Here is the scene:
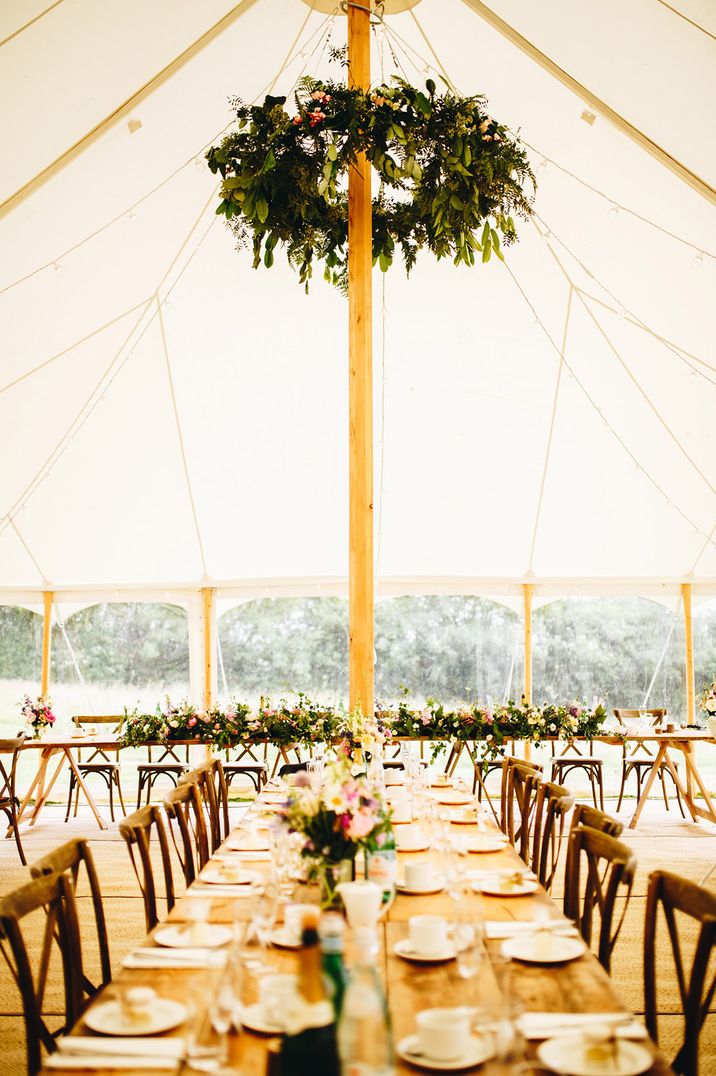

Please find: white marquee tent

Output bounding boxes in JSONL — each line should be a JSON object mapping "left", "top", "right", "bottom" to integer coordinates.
{"left": 1, "top": 0, "right": 715, "bottom": 618}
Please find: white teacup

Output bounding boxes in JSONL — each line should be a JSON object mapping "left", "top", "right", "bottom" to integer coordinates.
{"left": 259, "top": 974, "right": 298, "bottom": 1026}
{"left": 409, "top": 914, "right": 448, "bottom": 955}
{"left": 123, "top": 986, "right": 156, "bottom": 1025}
{"left": 404, "top": 861, "right": 434, "bottom": 890}
{"left": 416, "top": 1008, "right": 470, "bottom": 1061}
{"left": 283, "top": 902, "right": 317, "bottom": 943}
{"left": 337, "top": 881, "right": 382, "bottom": 929}
{"left": 385, "top": 769, "right": 404, "bottom": 786}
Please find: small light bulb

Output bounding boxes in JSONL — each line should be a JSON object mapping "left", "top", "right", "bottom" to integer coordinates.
{"left": 128, "top": 210, "right": 138, "bottom": 223}
{"left": 536, "top": 158, "right": 548, "bottom": 174}
{"left": 193, "top": 156, "right": 205, "bottom": 171}
{"left": 690, "top": 368, "right": 698, "bottom": 380}
{"left": 608, "top": 204, "right": 620, "bottom": 222}
{"left": 52, "top": 261, "right": 65, "bottom": 275}
{"left": 541, "top": 228, "right": 552, "bottom": 242}
{"left": 692, "top": 251, "right": 705, "bottom": 268}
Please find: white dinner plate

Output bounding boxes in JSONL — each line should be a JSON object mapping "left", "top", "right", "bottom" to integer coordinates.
{"left": 270, "top": 927, "right": 302, "bottom": 950}
{"left": 431, "top": 779, "right": 453, "bottom": 789}
{"left": 393, "top": 939, "right": 456, "bottom": 963}
{"left": 396, "top": 875, "right": 445, "bottom": 895}
{"left": 224, "top": 837, "right": 270, "bottom": 853}
{"left": 397, "top": 1032, "right": 495, "bottom": 1071}
{"left": 84, "top": 998, "right": 187, "bottom": 1036}
{"left": 200, "top": 867, "right": 258, "bottom": 885}
{"left": 474, "top": 877, "right": 538, "bottom": 897}
{"left": 434, "top": 793, "right": 472, "bottom": 806}
{"left": 464, "top": 837, "right": 507, "bottom": 853}
{"left": 241, "top": 1003, "right": 283, "bottom": 1035}
{"left": 449, "top": 813, "right": 478, "bottom": 825}
{"left": 396, "top": 840, "right": 430, "bottom": 853}
{"left": 537, "top": 1036, "right": 653, "bottom": 1075}
{"left": 501, "top": 934, "right": 586, "bottom": 964}
{"left": 153, "top": 924, "right": 232, "bottom": 949}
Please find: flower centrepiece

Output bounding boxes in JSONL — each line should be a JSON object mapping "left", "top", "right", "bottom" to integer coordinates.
{"left": 20, "top": 694, "right": 55, "bottom": 739}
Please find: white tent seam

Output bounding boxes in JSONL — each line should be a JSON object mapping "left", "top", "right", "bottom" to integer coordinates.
{"left": 458, "top": 0, "right": 716, "bottom": 206}
{"left": 654, "top": 0, "right": 716, "bottom": 43}
{"left": 0, "top": 0, "right": 262, "bottom": 222}
{"left": 501, "top": 258, "right": 712, "bottom": 546}
{"left": 0, "top": 7, "right": 321, "bottom": 297}
{"left": 527, "top": 285, "right": 572, "bottom": 573}
{"left": 9, "top": 519, "right": 45, "bottom": 580}
{"left": 0, "top": 0, "right": 64, "bottom": 50}
{"left": 538, "top": 229, "right": 716, "bottom": 501}
{"left": 689, "top": 522, "right": 716, "bottom": 576}
{"left": 0, "top": 299, "right": 152, "bottom": 396}
{"left": 535, "top": 212, "right": 716, "bottom": 381}
{"left": 157, "top": 299, "right": 208, "bottom": 576}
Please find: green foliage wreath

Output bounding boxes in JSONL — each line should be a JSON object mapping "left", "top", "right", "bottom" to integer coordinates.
{"left": 207, "top": 76, "right": 534, "bottom": 291}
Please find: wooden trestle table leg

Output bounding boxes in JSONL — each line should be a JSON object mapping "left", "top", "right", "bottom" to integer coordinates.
{"left": 628, "top": 743, "right": 669, "bottom": 829}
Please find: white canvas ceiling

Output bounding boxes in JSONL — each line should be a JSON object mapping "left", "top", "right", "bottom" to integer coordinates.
{"left": 0, "top": 0, "right": 715, "bottom": 599}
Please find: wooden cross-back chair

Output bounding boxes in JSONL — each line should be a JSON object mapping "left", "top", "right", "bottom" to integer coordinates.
{"left": 0, "top": 734, "right": 27, "bottom": 865}
{"left": 500, "top": 757, "right": 543, "bottom": 859}
{"left": 0, "top": 872, "right": 82, "bottom": 1076}
{"left": 163, "top": 781, "right": 210, "bottom": 888}
{"left": 645, "top": 870, "right": 716, "bottom": 1076}
{"left": 613, "top": 708, "right": 685, "bottom": 816}
{"left": 65, "top": 716, "right": 126, "bottom": 823}
{"left": 180, "top": 757, "right": 230, "bottom": 854}
{"left": 29, "top": 838, "right": 110, "bottom": 1001}
{"left": 564, "top": 824, "right": 636, "bottom": 973}
{"left": 529, "top": 779, "right": 574, "bottom": 893}
{"left": 119, "top": 805, "right": 176, "bottom": 932}
{"left": 569, "top": 802, "right": 624, "bottom": 839}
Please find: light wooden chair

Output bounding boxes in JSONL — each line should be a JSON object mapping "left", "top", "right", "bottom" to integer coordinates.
{"left": 550, "top": 738, "right": 604, "bottom": 810}
{"left": 644, "top": 870, "right": 716, "bottom": 1075}
{"left": 180, "top": 757, "right": 230, "bottom": 853}
{"left": 0, "top": 872, "right": 82, "bottom": 1076}
{"left": 613, "top": 708, "right": 685, "bottom": 816}
{"left": 564, "top": 824, "right": 636, "bottom": 973}
{"left": 529, "top": 779, "right": 574, "bottom": 893}
{"left": 163, "top": 781, "right": 210, "bottom": 887}
{"left": 29, "top": 838, "right": 111, "bottom": 1001}
{"left": 65, "top": 715, "right": 126, "bottom": 823}
{"left": 119, "top": 805, "right": 176, "bottom": 932}
{"left": 569, "top": 802, "right": 624, "bottom": 839}
{"left": 0, "top": 734, "right": 27, "bottom": 865}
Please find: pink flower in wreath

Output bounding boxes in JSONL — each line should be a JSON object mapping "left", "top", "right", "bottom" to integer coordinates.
{"left": 292, "top": 115, "right": 302, "bottom": 125}
{"left": 187, "top": 717, "right": 197, "bottom": 728}
{"left": 484, "top": 711, "right": 494, "bottom": 725}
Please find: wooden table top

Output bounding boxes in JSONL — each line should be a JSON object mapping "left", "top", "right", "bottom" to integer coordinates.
{"left": 40, "top": 784, "right": 672, "bottom": 1075}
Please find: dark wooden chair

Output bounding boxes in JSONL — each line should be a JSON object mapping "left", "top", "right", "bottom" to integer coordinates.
{"left": 0, "top": 734, "right": 27, "bottom": 865}
{"left": 223, "top": 741, "right": 268, "bottom": 794}
{"left": 644, "top": 870, "right": 716, "bottom": 1075}
{"left": 180, "top": 757, "right": 230, "bottom": 853}
{"left": 500, "top": 756, "right": 543, "bottom": 856}
{"left": 29, "top": 838, "right": 111, "bottom": 1001}
{"left": 569, "top": 802, "right": 624, "bottom": 839}
{"left": 564, "top": 824, "right": 636, "bottom": 973}
{"left": 136, "top": 741, "right": 190, "bottom": 809}
{"left": 163, "top": 781, "right": 210, "bottom": 887}
{"left": 278, "top": 761, "right": 308, "bottom": 779}
{"left": 65, "top": 715, "right": 126, "bottom": 823}
{"left": 119, "top": 805, "right": 176, "bottom": 932}
{"left": 529, "top": 779, "right": 574, "bottom": 893}
{"left": 0, "top": 872, "right": 83, "bottom": 1076}
{"left": 614, "top": 708, "right": 685, "bottom": 816}
{"left": 550, "top": 738, "right": 604, "bottom": 810}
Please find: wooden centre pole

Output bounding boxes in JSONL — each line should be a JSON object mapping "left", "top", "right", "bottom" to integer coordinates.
{"left": 41, "top": 591, "right": 53, "bottom": 699}
{"left": 201, "top": 587, "right": 215, "bottom": 713}
{"left": 347, "top": 4, "right": 374, "bottom": 716}
{"left": 682, "top": 582, "right": 695, "bottom": 724}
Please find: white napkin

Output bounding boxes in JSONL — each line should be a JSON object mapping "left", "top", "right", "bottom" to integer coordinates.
{"left": 47, "top": 1057, "right": 179, "bottom": 1071}
{"left": 190, "top": 883, "right": 258, "bottom": 896}
{"left": 484, "top": 920, "right": 578, "bottom": 939}
{"left": 468, "top": 868, "right": 536, "bottom": 880}
{"left": 56, "top": 1038, "right": 184, "bottom": 1059}
{"left": 123, "top": 947, "right": 226, "bottom": 969}
{"left": 519, "top": 1012, "right": 647, "bottom": 1041}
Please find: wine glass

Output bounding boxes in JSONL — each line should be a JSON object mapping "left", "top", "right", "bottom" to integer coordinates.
{"left": 245, "top": 882, "right": 279, "bottom": 973}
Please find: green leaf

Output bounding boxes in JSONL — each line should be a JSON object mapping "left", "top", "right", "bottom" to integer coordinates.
{"left": 482, "top": 239, "right": 492, "bottom": 263}
{"left": 426, "top": 78, "right": 436, "bottom": 95}
{"left": 262, "top": 149, "right": 276, "bottom": 172}
{"left": 264, "top": 247, "right": 274, "bottom": 268}
{"left": 379, "top": 251, "right": 392, "bottom": 272}
{"left": 327, "top": 143, "right": 338, "bottom": 161}
{"left": 481, "top": 221, "right": 491, "bottom": 246}
{"left": 450, "top": 195, "right": 464, "bottom": 211}
{"left": 215, "top": 200, "right": 228, "bottom": 216}
{"left": 256, "top": 196, "right": 269, "bottom": 223}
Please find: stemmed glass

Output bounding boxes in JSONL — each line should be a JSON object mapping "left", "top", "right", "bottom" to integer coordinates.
{"left": 244, "top": 882, "right": 279, "bottom": 973}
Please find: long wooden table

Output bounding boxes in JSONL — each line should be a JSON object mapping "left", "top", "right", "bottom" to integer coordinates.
{"left": 39, "top": 781, "right": 671, "bottom": 1075}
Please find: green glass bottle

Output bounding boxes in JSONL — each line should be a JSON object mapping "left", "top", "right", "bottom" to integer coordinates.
{"left": 365, "top": 818, "right": 397, "bottom": 902}
{"left": 319, "top": 912, "right": 348, "bottom": 1019}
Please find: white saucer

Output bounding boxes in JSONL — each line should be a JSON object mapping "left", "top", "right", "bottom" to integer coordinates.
{"left": 474, "top": 877, "right": 538, "bottom": 897}
{"left": 393, "top": 939, "right": 456, "bottom": 963}
{"left": 502, "top": 934, "right": 586, "bottom": 964}
{"left": 397, "top": 1032, "right": 495, "bottom": 1070}
{"left": 450, "top": 813, "right": 478, "bottom": 825}
{"left": 537, "top": 1036, "right": 653, "bottom": 1075}
{"left": 396, "top": 876, "right": 445, "bottom": 895}
{"left": 200, "top": 867, "right": 258, "bottom": 885}
{"left": 464, "top": 837, "right": 507, "bottom": 853}
{"left": 270, "top": 927, "right": 302, "bottom": 949}
{"left": 241, "top": 1002, "right": 283, "bottom": 1035}
{"left": 396, "top": 841, "right": 430, "bottom": 853}
{"left": 84, "top": 998, "right": 187, "bottom": 1036}
{"left": 154, "top": 924, "right": 232, "bottom": 949}
{"left": 224, "top": 837, "right": 270, "bottom": 853}
{"left": 431, "top": 779, "right": 453, "bottom": 789}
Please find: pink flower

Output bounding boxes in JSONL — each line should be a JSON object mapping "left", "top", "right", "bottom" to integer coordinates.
{"left": 484, "top": 711, "right": 494, "bottom": 725}
{"left": 187, "top": 717, "right": 197, "bottom": 728}
{"left": 493, "top": 133, "right": 501, "bottom": 142}
{"left": 349, "top": 809, "right": 376, "bottom": 840}
{"left": 292, "top": 115, "right": 302, "bottom": 125}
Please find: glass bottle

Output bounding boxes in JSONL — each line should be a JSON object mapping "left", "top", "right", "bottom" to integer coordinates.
{"left": 338, "top": 928, "right": 393, "bottom": 1076}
